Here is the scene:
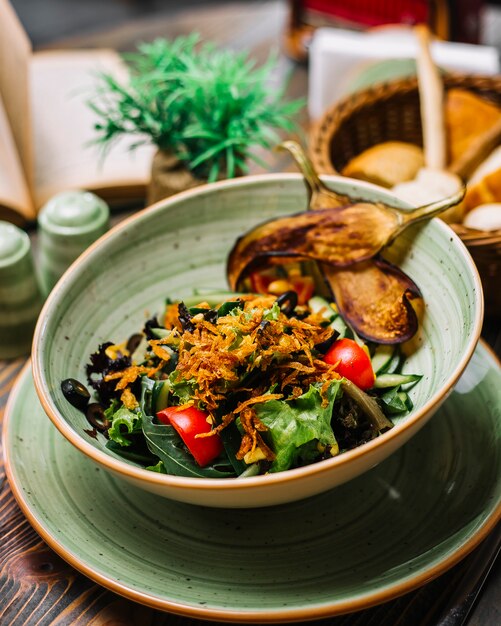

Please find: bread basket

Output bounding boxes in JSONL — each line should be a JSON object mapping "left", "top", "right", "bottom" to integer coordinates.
{"left": 309, "top": 74, "right": 501, "bottom": 316}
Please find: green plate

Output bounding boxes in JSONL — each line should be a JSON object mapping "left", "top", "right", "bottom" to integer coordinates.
{"left": 4, "top": 342, "right": 501, "bottom": 623}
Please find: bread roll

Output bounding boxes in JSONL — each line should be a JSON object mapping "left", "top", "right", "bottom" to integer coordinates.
{"left": 392, "top": 167, "right": 464, "bottom": 223}
{"left": 463, "top": 203, "right": 501, "bottom": 231}
{"left": 446, "top": 89, "right": 501, "bottom": 165}
{"left": 342, "top": 142, "right": 424, "bottom": 188}
{"left": 463, "top": 145, "right": 501, "bottom": 212}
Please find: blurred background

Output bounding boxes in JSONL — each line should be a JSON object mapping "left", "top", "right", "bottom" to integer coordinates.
{"left": 10, "top": 0, "right": 501, "bottom": 49}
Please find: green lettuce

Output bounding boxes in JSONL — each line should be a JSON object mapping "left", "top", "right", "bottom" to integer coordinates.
{"left": 263, "top": 301, "right": 281, "bottom": 321}
{"left": 168, "top": 370, "right": 197, "bottom": 404}
{"left": 107, "top": 405, "right": 142, "bottom": 446}
{"left": 255, "top": 381, "right": 341, "bottom": 472}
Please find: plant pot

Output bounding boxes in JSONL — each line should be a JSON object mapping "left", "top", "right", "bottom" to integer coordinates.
{"left": 147, "top": 149, "right": 204, "bottom": 205}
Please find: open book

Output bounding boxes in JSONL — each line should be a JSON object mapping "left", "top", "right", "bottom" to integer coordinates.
{"left": 0, "top": 0, "right": 154, "bottom": 225}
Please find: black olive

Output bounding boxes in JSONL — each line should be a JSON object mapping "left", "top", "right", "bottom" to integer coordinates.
{"left": 86, "top": 403, "right": 111, "bottom": 433}
{"left": 275, "top": 290, "right": 298, "bottom": 316}
{"left": 126, "top": 333, "right": 143, "bottom": 354}
{"left": 61, "top": 378, "right": 91, "bottom": 411}
{"left": 314, "top": 329, "right": 340, "bottom": 354}
{"left": 257, "top": 320, "right": 270, "bottom": 335}
{"left": 143, "top": 316, "right": 160, "bottom": 340}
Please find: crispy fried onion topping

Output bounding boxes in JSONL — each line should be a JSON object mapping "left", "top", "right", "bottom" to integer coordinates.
{"left": 167, "top": 295, "right": 340, "bottom": 459}
{"left": 104, "top": 295, "right": 340, "bottom": 458}
{"left": 104, "top": 361, "right": 165, "bottom": 409}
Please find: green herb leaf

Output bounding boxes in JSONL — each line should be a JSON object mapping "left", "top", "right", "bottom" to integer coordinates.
{"left": 255, "top": 382, "right": 341, "bottom": 473}
{"left": 88, "top": 36, "right": 304, "bottom": 179}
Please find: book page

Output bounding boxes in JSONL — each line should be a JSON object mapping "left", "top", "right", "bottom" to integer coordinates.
{"left": 30, "top": 50, "right": 154, "bottom": 208}
{"left": 0, "top": 0, "right": 33, "bottom": 190}
{"left": 0, "top": 94, "right": 35, "bottom": 223}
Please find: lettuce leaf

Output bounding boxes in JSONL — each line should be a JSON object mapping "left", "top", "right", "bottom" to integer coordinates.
{"left": 107, "top": 405, "right": 142, "bottom": 446}
{"left": 168, "top": 370, "right": 197, "bottom": 404}
{"left": 255, "top": 381, "right": 341, "bottom": 472}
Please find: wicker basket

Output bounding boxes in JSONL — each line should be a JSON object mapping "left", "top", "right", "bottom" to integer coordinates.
{"left": 309, "top": 74, "right": 501, "bottom": 317}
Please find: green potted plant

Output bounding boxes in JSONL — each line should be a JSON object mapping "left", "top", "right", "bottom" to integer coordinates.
{"left": 89, "top": 35, "right": 304, "bottom": 203}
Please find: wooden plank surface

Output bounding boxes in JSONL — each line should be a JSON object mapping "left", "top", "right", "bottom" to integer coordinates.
{"left": 1, "top": 2, "right": 500, "bottom": 624}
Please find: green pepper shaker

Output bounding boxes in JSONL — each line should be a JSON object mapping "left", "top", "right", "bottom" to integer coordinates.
{"left": 0, "top": 221, "right": 44, "bottom": 359}
{"left": 38, "top": 190, "right": 110, "bottom": 295}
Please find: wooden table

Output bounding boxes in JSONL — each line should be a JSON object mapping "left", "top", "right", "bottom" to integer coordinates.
{"left": 1, "top": 2, "right": 500, "bottom": 624}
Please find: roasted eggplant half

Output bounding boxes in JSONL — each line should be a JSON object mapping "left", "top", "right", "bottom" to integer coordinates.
{"left": 227, "top": 142, "right": 463, "bottom": 344}
{"left": 321, "top": 258, "right": 422, "bottom": 344}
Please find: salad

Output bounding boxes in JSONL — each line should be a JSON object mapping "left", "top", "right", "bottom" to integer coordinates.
{"left": 62, "top": 275, "right": 421, "bottom": 479}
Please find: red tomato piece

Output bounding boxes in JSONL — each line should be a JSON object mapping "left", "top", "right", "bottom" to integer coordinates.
{"left": 157, "top": 406, "right": 223, "bottom": 467}
{"left": 324, "top": 338, "right": 375, "bottom": 390}
{"left": 249, "top": 269, "right": 275, "bottom": 294}
{"left": 249, "top": 270, "right": 315, "bottom": 305}
{"left": 290, "top": 275, "right": 315, "bottom": 305}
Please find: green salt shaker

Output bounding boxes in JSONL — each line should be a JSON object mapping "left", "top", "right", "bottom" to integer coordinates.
{"left": 0, "top": 221, "right": 44, "bottom": 359}
{"left": 38, "top": 190, "right": 110, "bottom": 295}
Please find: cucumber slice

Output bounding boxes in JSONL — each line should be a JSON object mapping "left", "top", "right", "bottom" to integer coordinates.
{"left": 188, "top": 306, "right": 211, "bottom": 315}
{"left": 371, "top": 344, "right": 396, "bottom": 375}
{"left": 374, "top": 373, "right": 422, "bottom": 389}
{"left": 308, "top": 296, "right": 336, "bottom": 321}
{"left": 149, "top": 327, "right": 171, "bottom": 339}
{"left": 386, "top": 351, "right": 404, "bottom": 374}
{"left": 152, "top": 380, "right": 171, "bottom": 412}
{"left": 239, "top": 463, "right": 261, "bottom": 478}
{"left": 329, "top": 315, "right": 349, "bottom": 338}
{"left": 351, "top": 331, "right": 366, "bottom": 347}
{"left": 183, "top": 292, "right": 242, "bottom": 308}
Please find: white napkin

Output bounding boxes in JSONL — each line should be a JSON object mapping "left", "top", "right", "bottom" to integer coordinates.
{"left": 309, "top": 27, "right": 500, "bottom": 120}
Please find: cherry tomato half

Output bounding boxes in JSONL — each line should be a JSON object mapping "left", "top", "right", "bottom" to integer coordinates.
{"left": 324, "top": 338, "right": 375, "bottom": 390}
{"left": 157, "top": 406, "right": 223, "bottom": 467}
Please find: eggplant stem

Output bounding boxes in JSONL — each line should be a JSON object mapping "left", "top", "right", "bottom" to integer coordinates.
{"left": 278, "top": 141, "right": 465, "bottom": 231}
{"left": 396, "top": 187, "right": 466, "bottom": 228}
{"left": 277, "top": 141, "right": 349, "bottom": 209}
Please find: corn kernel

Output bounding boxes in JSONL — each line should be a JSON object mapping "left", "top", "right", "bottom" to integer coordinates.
{"left": 244, "top": 447, "right": 267, "bottom": 464}
{"left": 267, "top": 279, "right": 293, "bottom": 294}
{"left": 105, "top": 341, "right": 130, "bottom": 360}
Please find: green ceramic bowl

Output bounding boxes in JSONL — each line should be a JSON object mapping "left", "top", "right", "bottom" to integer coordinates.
{"left": 32, "top": 174, "right": 483, "bottom": 508}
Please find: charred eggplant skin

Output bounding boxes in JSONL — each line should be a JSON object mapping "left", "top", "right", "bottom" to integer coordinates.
{"left": 320, "top": 258, "right": 422, "bottom": 344}
{"left": 227, "top": 141, "right": 465, "bottom": 345}
{"left": 227, "top": 205, "right": 400, "bottom": 291}
{"left": 227, "top": 208, "right": 423, "bottom": 344}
